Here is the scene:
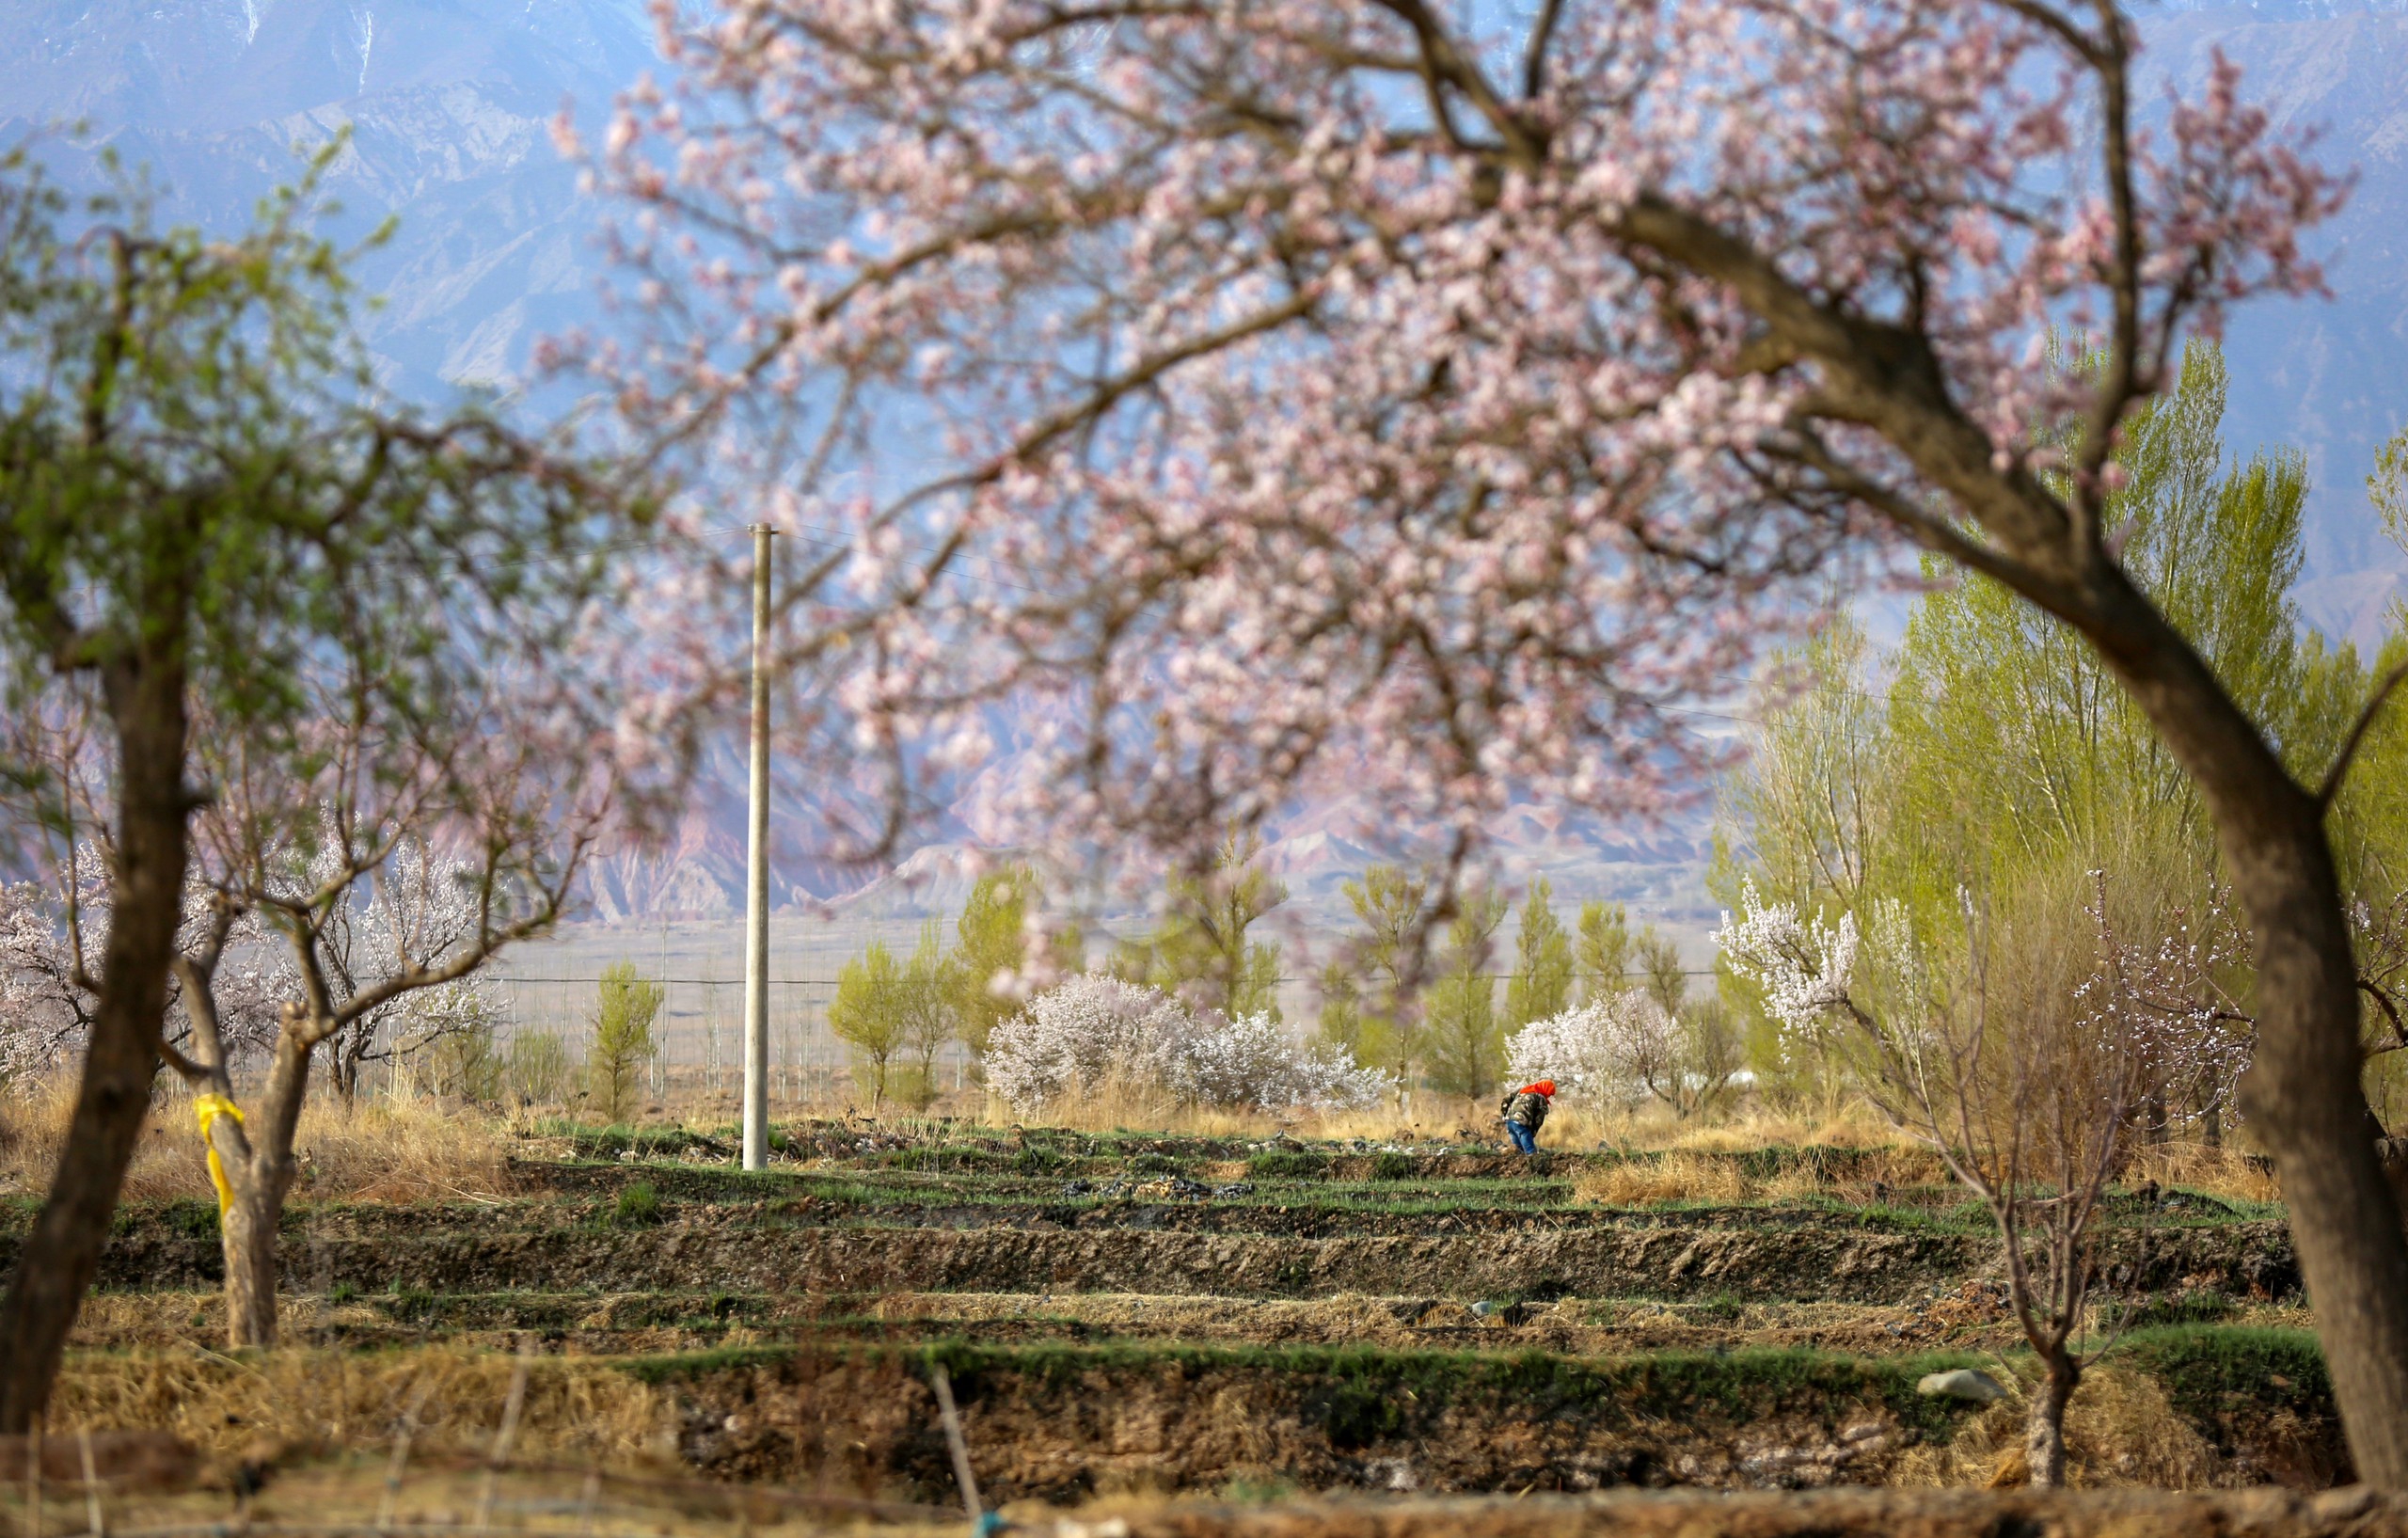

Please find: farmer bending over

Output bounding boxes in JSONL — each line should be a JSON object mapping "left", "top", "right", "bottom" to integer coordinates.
{"left": 1499, "top": 1080, "right": 1555, "bottom": 1155}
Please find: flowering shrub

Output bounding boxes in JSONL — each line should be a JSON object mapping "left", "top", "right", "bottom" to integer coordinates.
{"left": 1505, "top": 991, "right": 1699, "bottom": 1109}
{"left": 983, "top": 974, "right": 1199, "bottom": 1110}
{"left": 1712, "top": 880, "right": 1863, "bottom": 1046}
{"left": 987, "top": 978, "right": 1388, "bottom": 1113}
{"left": 1177, "top": 1011, "right": 1390, "bottom": 1113}
{"left": 0, "top": 857, "right": 290, "bottom": 1086}
{"left": 1502, "top": 1001, "right": 1621, "bottom": 1101}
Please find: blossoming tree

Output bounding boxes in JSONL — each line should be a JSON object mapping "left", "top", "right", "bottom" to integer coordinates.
{"left": 168, "top": 808, "right": 587, "bottom": 1347}
{"left": 584, "top": 0, "right": 2408, "bottom": 1476}
{"left": 986, "top": 974, "right": 1385, "bottom": 1113}
{"left": 0, "top": 144, "right": 653, "bottom": 1426}
{"left": 1720, "top": 872, "right": 2173, "bottom": 1484}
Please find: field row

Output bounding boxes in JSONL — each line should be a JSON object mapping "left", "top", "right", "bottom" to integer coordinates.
{"left": 39, "top": 1331, "right": 2345, "bottom": 1498}
{"left": 24, "top": 1203, "right": 2298, "bottom": 1304}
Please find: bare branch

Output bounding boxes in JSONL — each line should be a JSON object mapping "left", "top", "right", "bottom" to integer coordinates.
{"left": 1521, "top": 0, "right": 1569, "bottom": 99}
{"left": 2319, "top": 656, "right": 2408, "bottom": 807}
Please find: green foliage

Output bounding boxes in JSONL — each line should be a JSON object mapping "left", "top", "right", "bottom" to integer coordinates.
{"left": 1637, "top": 928, "right": 1687, "bottom": 1016}
{"left": 898, "top": 921, "right": 959, "bottom": 1106}
{"left": 1011, "top": 1143, "right": 1069, "bottom": 1176}
{"left": 613, "top": 1181, "right": 663, "bottom": 1228}
{"left": 1574, "top": 900, "right": 1635, "bottom": 1003}
{"left": 416, "top": 1003, "right": 505, "bottom": 1103}
{"left": 951, "top": 865, "right": 1034, "bottom": 1058}
{"left": 2373, "top": 422, "right": 2408, "bottom": 547}
{"left": 1112, "top": 827, "right": 1288, "bottom": 1020}
{"left": 1314, "top": 961, "right": 1362, "bottom": 1056}
{"left": 0, "top": 138, "right": 644, "bottom": 928}
{"left": 832, "top": 927, "right": 958, "bottom": 1106}
{"left": 1323, "top": 865, "right": 1427, "bottom": 1075}
{"left": 831, "top": 941, "right": 910, "bottom": 1104}
{"left": 161, "top": 1198, "right": 218, "bottom": 1241}
{"left": 1246, "top": 1148, "right": 1331, "bottom": 1180}
{"left": 1423, "top": 891, "right": 1508, "bottom": 1096}
{"left": 505, "top": 1029, "right": 577, "bottom": 1105}
{"left": 1716, "top": 340, "right": 2403, "bottom": 1119}
{"left": 588, "top": 961, "right": 664, "bottom": 1124}
{"left": 1877, "top": 343, "right": 2332, "bottom": 899}
{"left": 1503, "top": 880, "right": 1574, "bottom": 1027}
{"left": 2107, "top": 1289, "right": 2240, "bottom": 1330}
{"left": 2123, "top": 1325, "right": 2334, "bottom": 1427}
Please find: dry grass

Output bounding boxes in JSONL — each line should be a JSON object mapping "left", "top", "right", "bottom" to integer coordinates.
{"left": 49, "top": 1347, "right": 670, "bottom": 1467}
{"left": 1576, "top": 1152, "right": 1750, "bottom": 1206}
{"left": 1893, "top": 1364, "right": 2227, "bottom": 1490}
{"left": 3, "top": 1462, "right": 906, "bottom": 1538}
{"left": 1, "top": 1081, "right": 522, "bottom": 1206}
{"left": 2128, "top": 1141, "right": 2282, "bottom": 1206}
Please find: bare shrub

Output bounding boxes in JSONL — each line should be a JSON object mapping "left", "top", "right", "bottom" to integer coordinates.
{"left": 1721, "top": 863, "right": 2163, "bottom": 1486}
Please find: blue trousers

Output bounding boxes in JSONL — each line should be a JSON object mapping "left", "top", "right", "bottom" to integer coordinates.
{"left": 1507, "top": 1120, "right": 1538, "bottom": 1154}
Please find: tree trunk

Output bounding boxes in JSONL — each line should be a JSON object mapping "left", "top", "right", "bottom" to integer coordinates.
{"left": 2025, "top": 1352, "right": 2079, "bottom": 1489}
{"left": 333, "top": 1038, "right": 359, "bottom": 1108}
{"left": 2216, "top": 788, "right": 2408, "bottom": 1486}
{"left": 0, "top": 657, "right": 191, "bottom": 1433}
{"left": 212, "top": 1024, "right": 319, "bottom": 1350}
{"left": 1630, "top": 165, "right": 2408, "bottom": 1484}
{"left": 2042, "top": 563, "right": 2408, "bottom": 1485}
{"left": 220, "top": 1190, "right": 280, "bottom": 1349}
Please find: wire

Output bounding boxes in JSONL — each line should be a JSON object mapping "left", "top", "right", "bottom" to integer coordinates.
{"left": 499, "top": 966, "right": 1726, "bottom": 986}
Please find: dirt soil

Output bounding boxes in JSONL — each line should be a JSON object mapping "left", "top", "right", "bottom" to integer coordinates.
{"left": 649, "top": 1342, "right": 2345, "bottom": 1502}
{"left": 39, "top": 1209, "right": 2301, "bottom": 1305}
{"left": 28, "top": 1127, "right": 2326, "bottom": 1508}
{"left": 1059, "top": 1486, "right": 2408, "bottom": 1538}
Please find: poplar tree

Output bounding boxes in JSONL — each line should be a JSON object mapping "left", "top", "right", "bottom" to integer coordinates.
{"left": 1574, "top": 901, "right": 1636, "bottom": 1004}
{"left": 831, "top": 941, "right": 911, "bottom": 1104}
{"left": 1503, "top": 880, "right": 1574, "bottom": 1028}
{"left": 1323, "top": 865, "right": 1426, "bottom": 1077}
{"left": 1423, "top": 893, "right": 1509, "bottom": 1097}
{"left": 588, "top": 963, "right": 664, "bottom": 1125}
{"left": 950, "top": 867, "right": 1031, "bottom": 1059}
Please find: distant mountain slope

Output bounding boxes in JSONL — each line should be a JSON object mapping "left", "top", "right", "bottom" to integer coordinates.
{"left": 2141, "top": 0, "right": 2408, "bottom": 640}
{"left": 3, "top": 0, "right": 2402, "bottom": 916}
{"left": 0, "top": 0, "right": 654, "bottom": 400}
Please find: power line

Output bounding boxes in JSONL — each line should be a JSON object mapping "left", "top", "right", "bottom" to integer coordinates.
{"left": 499, "top": 966, "right": 1726, "bottom": 987}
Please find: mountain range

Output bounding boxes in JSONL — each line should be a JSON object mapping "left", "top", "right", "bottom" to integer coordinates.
{"left": 6, "top": 0, "right": 2403, "bottom": 928}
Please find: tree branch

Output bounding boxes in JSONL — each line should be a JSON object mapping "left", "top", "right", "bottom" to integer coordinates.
{"left": 1521, "top": 0, "right": 1569, "bottom": 99}
{"left": 2319, "top": 656, "right": 2408, "bottom": 808}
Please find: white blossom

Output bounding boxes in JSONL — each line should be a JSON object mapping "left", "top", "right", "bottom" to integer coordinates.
{"left": 1504, "top": 990, "right": 1690, "bottom": 1106}
{"left": 1712, "top": 878, "right": 1861, "bottom": 1039}
{"left": 984, "top": 973, "right": 1197, "bottom": 1109}
{"left": 987, "top": 976, "right": 1389, "bottom": 1113}
{"left": 1174, "top": 1010, "right": 1390, "bottom": 1112}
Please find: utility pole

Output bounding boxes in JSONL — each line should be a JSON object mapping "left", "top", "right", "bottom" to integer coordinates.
{"left": 742, "top": 524, "right": 773, "bottom": 1170}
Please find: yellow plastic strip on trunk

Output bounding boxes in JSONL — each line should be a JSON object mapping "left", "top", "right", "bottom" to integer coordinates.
{"left": 192, "top": 1092, "right": 246, "bottom": 1215}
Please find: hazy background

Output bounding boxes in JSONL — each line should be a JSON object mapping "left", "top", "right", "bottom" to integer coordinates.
{"left": 8, "top": 0, "right": 2402, "bottom": 1066}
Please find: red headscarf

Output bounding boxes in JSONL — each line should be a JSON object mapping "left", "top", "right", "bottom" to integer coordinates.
{"left": 1519, "top": 1081, "right": 1556, "bottom": 1097}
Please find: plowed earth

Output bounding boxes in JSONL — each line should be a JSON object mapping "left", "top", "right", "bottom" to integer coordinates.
{"left": 18, "top": 1127, "right": 2341, "bottom": 1501}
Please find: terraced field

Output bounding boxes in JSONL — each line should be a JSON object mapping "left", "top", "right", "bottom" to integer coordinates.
{"left": 5, "top": 1121, "right": 2352, "bottom": 1504}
